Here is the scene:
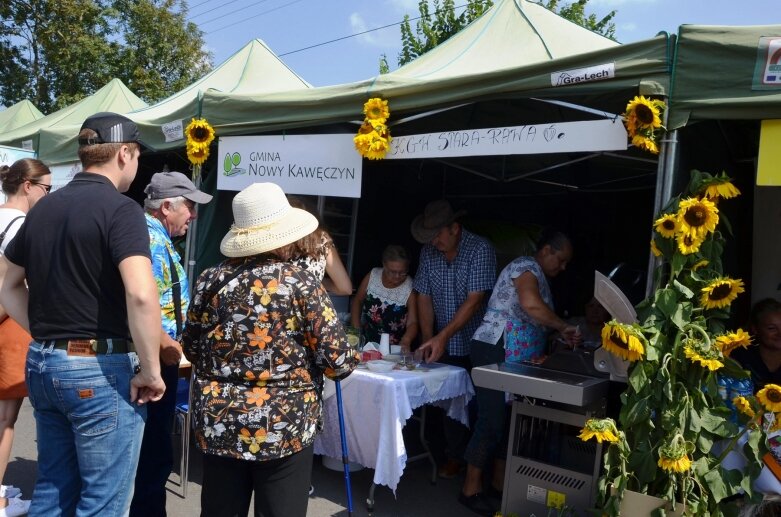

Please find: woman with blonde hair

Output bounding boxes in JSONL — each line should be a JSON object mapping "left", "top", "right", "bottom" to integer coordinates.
{"left": 182, "top": 183, "right": 358, "bottom": 517}
{"left": 0, "top": 158, "right": 51, "bottom": 517}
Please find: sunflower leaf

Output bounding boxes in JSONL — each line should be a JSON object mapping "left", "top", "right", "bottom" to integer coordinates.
{"left": 673, "top": 279, "right": 694, "bottom": 299}
{"left": 655, "top": 288, "right": 679, "bottom": 319}
{"left": 671, "top": 252, "right": 686, "bottom": 278}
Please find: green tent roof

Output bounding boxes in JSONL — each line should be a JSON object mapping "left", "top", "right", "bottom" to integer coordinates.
{"left": 36, "top": 39, "right": 311, "bottom": 163}
{"left": 668, "top": 24, "right": 781, "bottom": 130}
{"left": 389, "top": 0, "right": 619, "bottom": 81}
{"left": 198, "top": 34, "right": 669, "bottom": 137}
{"left": 0, "top": 78, "right": 147, "bottom": 156}
{"left": 0, "top": 100, "right": 44, "bottom": 135}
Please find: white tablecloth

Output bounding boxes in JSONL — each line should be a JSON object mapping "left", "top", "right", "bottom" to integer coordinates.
{"left": 314, "top": 363, "right": 474, "bottom": 492}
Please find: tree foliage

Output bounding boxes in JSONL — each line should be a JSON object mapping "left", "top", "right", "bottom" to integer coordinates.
{"left": 391, "top": 0, "right": 616, "bottom": 69}
{"left": 0, "top": 0, "right": 212, "bottom": 113}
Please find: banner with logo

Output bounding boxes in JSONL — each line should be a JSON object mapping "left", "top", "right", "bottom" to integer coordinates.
{"left": 0, "top": 145, "right": 35, "bottom": 167}
{"left": 217, "top": 135, "right": 362, "bottom": 198}
{"left": 753, "top": 36, "right": 781, "bottom": 90}
{"left": 551, "top": 63, "right": 615, "bottom": 87}
{"left": 385, "top": 119, "right": 627, "bottom": 160}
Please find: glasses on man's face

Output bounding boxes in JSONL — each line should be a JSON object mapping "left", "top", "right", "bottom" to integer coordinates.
{"left": 29, "top": 181, "right": 52, "bottom": 194}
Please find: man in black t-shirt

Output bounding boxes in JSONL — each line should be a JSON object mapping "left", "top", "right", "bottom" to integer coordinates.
{"left": 0, "top": 112, "right": 165, "bottom": 517}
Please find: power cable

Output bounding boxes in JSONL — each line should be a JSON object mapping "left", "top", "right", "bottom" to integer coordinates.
{"left": 205, "top": 0, "right": 307, "bottom": 34}
{"left": 277, "top": 2, "right": 472, "bottom": 56}
{"left": 190, "top": 0, "right": 265, "bottom": 21}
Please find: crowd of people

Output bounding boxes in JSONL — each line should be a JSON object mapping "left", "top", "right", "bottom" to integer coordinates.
{"left": 0, "top": 110, "right": 777, "bottom": 517}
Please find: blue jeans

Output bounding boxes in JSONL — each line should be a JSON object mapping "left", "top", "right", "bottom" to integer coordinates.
{"left": 25, "top": 340, "right": 147, "bottom": 517}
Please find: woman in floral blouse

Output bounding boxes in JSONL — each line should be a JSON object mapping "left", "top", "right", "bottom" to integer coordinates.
{"left": 182, "top": 183, "right": 358, "bottom": 517}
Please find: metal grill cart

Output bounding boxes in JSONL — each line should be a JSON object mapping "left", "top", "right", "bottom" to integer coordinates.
{"left": 472, "top": 361, "right": 610, "bottom": 516}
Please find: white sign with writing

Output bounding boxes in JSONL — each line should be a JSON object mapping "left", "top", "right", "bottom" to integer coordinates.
{"left": 386, "top": 119, "right": 627, "bottom": 160}
{"left": 49, "top": 161, "right": 82, "bottom": 191}
{"left": 0, "top": 145, "right": 36, "bottom": 167}
{"left": 217, "top": 135, "right": 362, "bottom": 197}
{"left": 551, "top": 62, "right": 615, "bottom": 87}
{"left": 162, "top": 120, "right": 184, "bottom": 142}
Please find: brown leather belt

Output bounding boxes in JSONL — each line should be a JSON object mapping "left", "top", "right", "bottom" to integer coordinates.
{"left": 50, "top": 339, "right": 135, "bottom": 356}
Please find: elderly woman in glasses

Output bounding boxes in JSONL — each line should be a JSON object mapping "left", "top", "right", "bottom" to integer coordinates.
{"left": 350, "top": 245, "right": 418, "bottom": 352}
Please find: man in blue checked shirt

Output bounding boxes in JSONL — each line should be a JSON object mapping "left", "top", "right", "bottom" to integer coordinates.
{"left": 410, "top": 200, "right": 496, "bottom": 480}
{"left": 130, "top": 171, "right": 212, "bottom": 517}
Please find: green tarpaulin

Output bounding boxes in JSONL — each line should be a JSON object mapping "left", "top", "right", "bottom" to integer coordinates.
{"left": 0, "top": 78, "right": 147, "bottom": 157}
{"left": 668, "top": 24, "right": 781, "bottom": 130}
{"left": 0, "top": 100, "right": 44, "bottom": 135}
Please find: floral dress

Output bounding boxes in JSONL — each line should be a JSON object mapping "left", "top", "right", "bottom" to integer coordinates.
{"left": 359, "top": 267, "right": 413, "bottom": 345}
{"left": 181, "top": 256, "right": 359, "bottom": 462}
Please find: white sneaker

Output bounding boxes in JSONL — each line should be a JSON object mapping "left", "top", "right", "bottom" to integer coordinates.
{"left": 0, "top": 497, "right": 30, "bottom": 517}
{"left": 0, "top": 486, "right": 20, "bottom": 499}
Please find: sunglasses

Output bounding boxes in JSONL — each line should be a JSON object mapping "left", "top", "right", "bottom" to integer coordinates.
{"left": 29, "top": 181, "right": 52, "bottom": 194}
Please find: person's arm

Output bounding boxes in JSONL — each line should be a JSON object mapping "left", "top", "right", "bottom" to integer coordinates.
{"left": 160, "top": 329, "right": 183, "bottom": 366}
{"left": 514, "top": 271, "right": 578, "bottom": 344}
{"left": 417, "top": 292, "right": 434, "bottom": 343}
{"left": 349, "top": 273, "right": 370, "bottom": 329}
{"left": 322, "top": 243, "right": 352, "bottom": 296}
{"left": 418, "top": 290, "right": 487, "bottom": 363}
{"left": 0, "top": 257, "right": 29, "bottom": 332}
{"left": 118, "top": 256, "right": 165, "bottom": 404}
{"left": 399, "top": 291, "right": 418, "bottom": 353}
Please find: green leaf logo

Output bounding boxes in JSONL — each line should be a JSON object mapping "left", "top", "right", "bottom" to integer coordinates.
{"left": 223, "top": 153, "right": 232, "bottom": 173}
{"left": 232, "top": 153, "right": 241, "bottom": 166}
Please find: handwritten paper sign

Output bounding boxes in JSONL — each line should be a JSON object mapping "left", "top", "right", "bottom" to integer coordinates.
{"left": 385, "top": 119, "right": 627, "bottom": 160}
{"left": 217, "top": 135, "right": 363, "bottom": 197}
{"left": 0, "top": 145, "right": 35, "bottom": 167}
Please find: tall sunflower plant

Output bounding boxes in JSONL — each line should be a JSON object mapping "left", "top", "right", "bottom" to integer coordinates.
{"left": 582, "top": 170, "right": 775, "bottom": 516}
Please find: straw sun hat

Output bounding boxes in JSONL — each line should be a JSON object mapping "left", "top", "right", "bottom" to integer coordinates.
{"left": 220, "top": 183, "right": 318, "bottom": 258}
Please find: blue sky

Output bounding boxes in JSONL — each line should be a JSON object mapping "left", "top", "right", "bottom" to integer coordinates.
{"left": 194, "top": 0, "right": 774, "bottom": 87}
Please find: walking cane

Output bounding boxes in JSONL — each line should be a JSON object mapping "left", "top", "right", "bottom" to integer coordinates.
{"left": 334, "top": 379, "right": 354, "bottom": 516}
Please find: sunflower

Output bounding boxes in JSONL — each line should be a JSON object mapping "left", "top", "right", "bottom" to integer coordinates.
{"left": 733, "top": 396, "right": 756, "bottom": 418}
{"left": 677, "top": 197, "right": 719, "bottom": 238}
{"left": 757, "top": 384, "right": 781, "bottom": 412}
{"left": 683, "top": 340, "right": 723, "bottom": 371}
{"left": 364, "top": 136, "right": 390, "bottom": 160}
{"left": 700, "top": 178, "right": 741, "bottom": 201}
{"left": 631, "top": 134, "right": 659, "bottom": 154}
{"left": 578, "top": 418, "right": 619, "bottom": 444}
{"left": 658, "top": 452, "right": 692, "bottom": 473}
{"left": 601, "top": 321, "right": 645, "bottom": 362}
{"left": 700, "top": 277, "right": 745, "bottom": 309}
{"left": 625, "top": 96, "right": 663, "bottom": 130}
{"left": 186, "top": 142, "right": 209, "bottom": 166}
{"left": 363, "top": 98, "right": 390, "bottom": 123}
{"left": 185, "top": 117, "right": 215, "bottom": 147}
{"left": 677, "top": 232, "right": 705, "bottom": 255}
{"left": 654, "top": 214, "right": 678, "bottom": 238}
{"left": 692, "top": 259, "right": 709, "bottom": 271}
{"left": 650, "top": 238, "right": 662, "bottom": 258}
{"left": 658, "top": 434, "right": 692, "bottom": 473}
{"left": 715, "top": 329, "right": 752, "bottom": 357}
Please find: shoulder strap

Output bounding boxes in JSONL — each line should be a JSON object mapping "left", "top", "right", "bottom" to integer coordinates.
{"left": 0, "top": 216, "right": 25, "bottom": 249}
{"left": 165, "top": 246, "right": 183, "bottom": 336}
{"left": 205, "top": 260, "right": 257, "bottom": 304}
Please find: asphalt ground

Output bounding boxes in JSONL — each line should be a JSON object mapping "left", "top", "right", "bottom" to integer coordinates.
{"left": 7, "top": 399, "right": 481, "bottom": 517}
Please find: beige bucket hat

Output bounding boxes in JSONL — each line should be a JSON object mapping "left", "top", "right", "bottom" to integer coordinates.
{"left": 220, "top": 182, "right": 318, "bottom": 258}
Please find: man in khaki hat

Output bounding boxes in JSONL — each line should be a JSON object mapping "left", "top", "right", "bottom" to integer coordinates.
{"left": 0, "top": 112, "right": 164, "bottom": 516}
{"left": 410, "top": 199, "right": 496, "bottom": 481}
{"left": 130, "top": 171, "right": 212, "bottom": 517}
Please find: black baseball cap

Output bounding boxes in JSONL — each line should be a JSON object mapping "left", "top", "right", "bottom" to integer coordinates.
{"left": 78, "top": 112, "right": 146, "bottom": 148}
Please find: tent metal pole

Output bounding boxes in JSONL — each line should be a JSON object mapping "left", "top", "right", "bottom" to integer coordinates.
{"left": 645, "top": 129, "right": 679, "bottom": 298}
{"left": 183, "top": 174, "right": 202, "bottom": 288}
